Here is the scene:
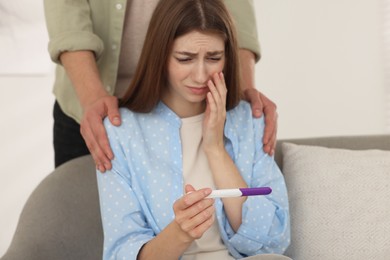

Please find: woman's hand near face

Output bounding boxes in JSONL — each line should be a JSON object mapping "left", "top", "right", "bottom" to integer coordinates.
{"left": 201, "top": 72, "right": 248, "bottom": 232}
{"left": 202, "top": 72, "right": 227, "bottom": 153}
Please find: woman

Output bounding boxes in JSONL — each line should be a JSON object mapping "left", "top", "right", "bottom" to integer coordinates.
{"left": 97, "top": 0, "right": 290, "bottom": 259}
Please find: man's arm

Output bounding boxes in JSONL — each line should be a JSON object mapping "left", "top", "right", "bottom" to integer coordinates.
{"left": 59, "top": 51, "right": 120, "bottom": 172}
{"left": 239, "top": 49, "right": 277, "bottom": 155}
{"left": 224, "top": 0, "right": 278, "bottom": 155}
{"left": 44, "top": 0, "right": 119, "bottom": 170}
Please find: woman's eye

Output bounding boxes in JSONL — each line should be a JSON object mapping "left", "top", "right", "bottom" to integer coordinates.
{"left": 176, "top": 58, "right": 192, "bottom": 62}
{"left": 175, "top": 56, "right": 222, "bottom": 62}
{"left": 208, "top": 57, "right": 222, "bottom": 61}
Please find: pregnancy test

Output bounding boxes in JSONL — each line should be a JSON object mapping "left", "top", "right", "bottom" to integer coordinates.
{"left": 207, "top": 187, "right": 272, "bottom": 198}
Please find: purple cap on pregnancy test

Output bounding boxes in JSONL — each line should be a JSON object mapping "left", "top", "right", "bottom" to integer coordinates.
{"left": 239, "top": 187, "right": 272, "bottom": 196}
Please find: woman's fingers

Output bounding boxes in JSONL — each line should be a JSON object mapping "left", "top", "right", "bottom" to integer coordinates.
{"left": 208, "top": 73, "right": 226, "bottom": 109}
{"left": 175, "top": 188, "right": 212, "bottom": 212}
{"left": 173, "top": 187, "right": 215, "bottom": 239}
{"left": 213, "top": 72, "right": 227, "bottom": 104}
{"left": 206, "top": 72, "right": 227, "bottom": 122}
{"left": 180, "top": 203, "right": 215, "bottom": 234}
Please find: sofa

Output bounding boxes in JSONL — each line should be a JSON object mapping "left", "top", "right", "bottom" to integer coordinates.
{"left": 2, "top": 135, "right": 390, "bottom": 260}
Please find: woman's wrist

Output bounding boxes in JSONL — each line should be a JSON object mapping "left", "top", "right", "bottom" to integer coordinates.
{"left": 203, "top": 143, "right": 226, "bottom": 159}
{"left": 168, "top": 221, "right": 194, "bottom": 244}
{"left": 138, "top": 221, "right": 193, "bottom": 260}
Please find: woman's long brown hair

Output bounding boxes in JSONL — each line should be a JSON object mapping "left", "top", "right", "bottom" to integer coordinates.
{"left": 120, "top": 0, "right": 242, "bottom": 112}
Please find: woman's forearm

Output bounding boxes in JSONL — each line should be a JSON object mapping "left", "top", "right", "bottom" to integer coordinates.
{"left": 205, "top": 148, "right": 247, "bottom": 232}
{"left": 137, "top": 221, "right": 192, "bottom": 260}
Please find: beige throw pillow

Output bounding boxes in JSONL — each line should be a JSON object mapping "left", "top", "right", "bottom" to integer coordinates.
{"left": 282, "top": 143, "right": 390, "bottom": 260}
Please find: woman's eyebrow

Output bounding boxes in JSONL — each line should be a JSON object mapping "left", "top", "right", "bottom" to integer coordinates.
{"left": 174, "top": 51, "right": 224, "bottom": 56}
{"left": 207, "top": 51, "right": 224, "bottom": 56}
{"left": 174, "top": 51, "right": 197, "bottom": 57}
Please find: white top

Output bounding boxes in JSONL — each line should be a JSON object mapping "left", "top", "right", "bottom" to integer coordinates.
{"left": 180, "top": 113, "right": 234, "bottom": 259}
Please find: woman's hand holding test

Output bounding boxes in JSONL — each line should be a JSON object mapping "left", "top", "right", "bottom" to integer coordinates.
{"left": 137, "top": 185, "right": 215, "bottom": 259}
{"left": 173, "top": 184, "right": 215, "bottom": 241}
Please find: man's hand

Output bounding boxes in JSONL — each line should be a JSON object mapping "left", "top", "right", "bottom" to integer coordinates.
{"left": 238, "top": 49, "right": 278, "bottom": 156}
{"left": 80, "top": 95, "right": 121, "bottom": 172}
{"left": 60, "top": 51, "right": 122, "bottom": 170}
{"left": 244, "top": 88, "right": 278, "bottom": 156}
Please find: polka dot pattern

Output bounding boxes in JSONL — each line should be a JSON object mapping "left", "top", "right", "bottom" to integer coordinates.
{"left": 96, "top": 101, "right": 290, "bottom": 259}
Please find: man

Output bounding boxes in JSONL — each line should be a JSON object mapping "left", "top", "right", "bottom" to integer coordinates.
{"left": 44, "top": 0, "right": 278, "bottom": 171}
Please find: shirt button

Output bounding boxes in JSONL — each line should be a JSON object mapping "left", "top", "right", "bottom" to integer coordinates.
{"left": 112, "top": 44, "right": 117, "bottom": 50}
{"left": 116, "top": 3, "right": 123, "bottom": 10}
{"left": 106, "top": 85, "right": 112, "bottom": 92}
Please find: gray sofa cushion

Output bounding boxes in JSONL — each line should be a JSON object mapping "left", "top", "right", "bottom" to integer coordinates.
{"left": 282, "top": 143, "right": 390, "bottom": 259}
{"left": 1, "top": 156, "right": 102, "bottom": 260}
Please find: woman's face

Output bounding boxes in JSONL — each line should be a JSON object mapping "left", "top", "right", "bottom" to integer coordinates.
{"left": 164, "top": 30, "right": 225, "bottom": 117}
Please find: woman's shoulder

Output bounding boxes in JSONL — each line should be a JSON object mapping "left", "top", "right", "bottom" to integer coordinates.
{"left": 225, "top": 101, "right": 266, "bottom": 148}
{"left": 227, "top": 100, "right": 265, "bottom": 126}
{"left": 103, "top": 105, "right": 179, "bottom": 134}
{"left": 225, "top": 101, "right": 266, "bottom": 142}
{"left": 229, "top": 100, "right": 251, "bottom": 114}
{"left": 103, "top": 107, "right": 140, "bottom": 132}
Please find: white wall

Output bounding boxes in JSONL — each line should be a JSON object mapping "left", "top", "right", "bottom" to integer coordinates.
{"left": 254, "top": 0, "right": 386, "bottom": 138}
{"left": 0, "top": 0, "right": 388, "bottom": 257}
{"left": 0, "top": 0, "right": 55, "bottom": 256}
{"left": 0, "top": 76, "right": 54, "bottom": 256}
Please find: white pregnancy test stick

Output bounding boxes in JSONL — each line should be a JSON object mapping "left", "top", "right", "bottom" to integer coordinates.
{"left": 206, "top": 187, "right": 272, "bottom": 198}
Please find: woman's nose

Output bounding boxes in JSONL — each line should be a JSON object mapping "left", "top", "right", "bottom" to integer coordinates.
{"left": 192, "top": 62, "right": 208, "bottom": 84}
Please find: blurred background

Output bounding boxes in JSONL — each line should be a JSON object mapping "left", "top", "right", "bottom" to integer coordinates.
{"left": 0, "top": 0, "right": 389, "bottom": 256}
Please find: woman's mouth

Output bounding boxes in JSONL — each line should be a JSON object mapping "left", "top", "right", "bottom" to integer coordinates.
{"left": 187, "top": 86, "right": 209, "bottom": 95}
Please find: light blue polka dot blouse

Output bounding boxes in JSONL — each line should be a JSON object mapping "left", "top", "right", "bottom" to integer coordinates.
{"left": 96, "top": 101, "right": 290, "bottom": 259}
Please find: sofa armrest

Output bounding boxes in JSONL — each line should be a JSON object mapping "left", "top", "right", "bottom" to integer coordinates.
{"left": 274, "top": 134, "right": 390, "bottom": 170}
